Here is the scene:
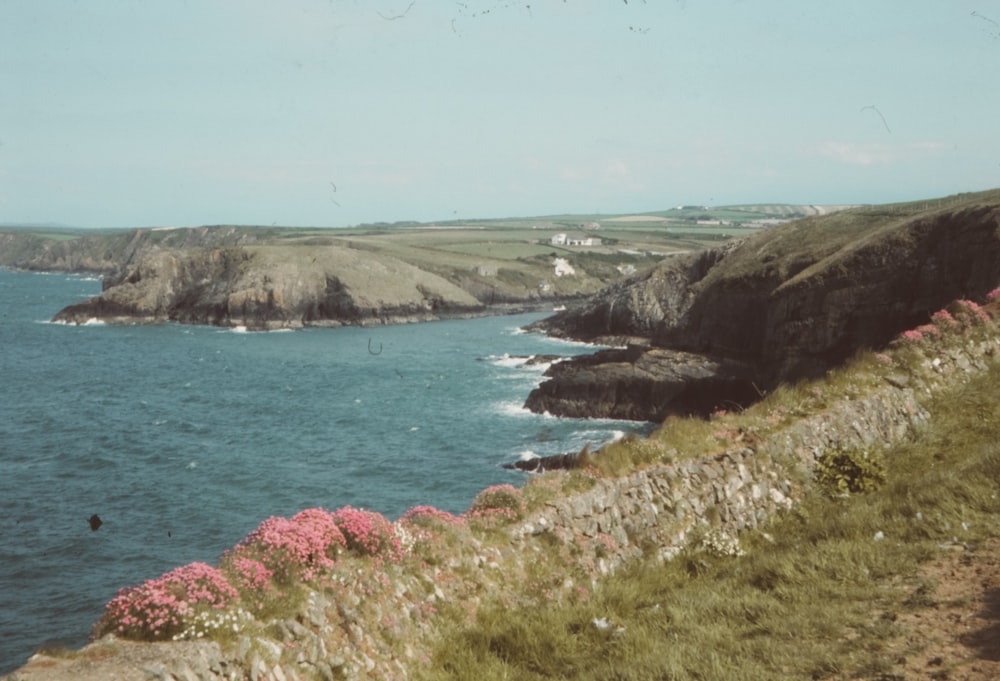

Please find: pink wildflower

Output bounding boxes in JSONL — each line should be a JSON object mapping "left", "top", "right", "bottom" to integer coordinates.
{"left": 233, "top": 508, "right": 347, "bottom": 582}
{"left": 465, "top": 484, "right": 525, "bottom": 529}
{"left": 332, "top": 506, "right": 402, "bottom": 560}
{"left": 953, "top": 299, "right": 991, "bottom": 325}
{"left": 400, "top": 505, "right": 465, "bottom": 528}
{"left": 94, "top": 562, "right": 237, "bottom": 641}
{"left": 931, "top": 309, "right": 957, "bottom": 328}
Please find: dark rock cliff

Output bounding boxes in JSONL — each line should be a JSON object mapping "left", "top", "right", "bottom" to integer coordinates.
{"left": 526, "top": 191, "right": 1000, "bottom": 421}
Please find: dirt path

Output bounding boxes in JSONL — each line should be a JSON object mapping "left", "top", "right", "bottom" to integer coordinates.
{"left": 872, "top": 538, "right": 1000, "bottom": 680}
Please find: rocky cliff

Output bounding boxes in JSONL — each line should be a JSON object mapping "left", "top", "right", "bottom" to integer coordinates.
{"left": 526, "top": 190, "right": 1000, "bottom": 420}
{"left": 51, "top": 244, "right": 490, "bottom": 329}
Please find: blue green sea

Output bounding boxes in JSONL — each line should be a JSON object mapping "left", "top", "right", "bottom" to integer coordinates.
{"left": 0, "top": 268, "right": 650, "bottom": 673}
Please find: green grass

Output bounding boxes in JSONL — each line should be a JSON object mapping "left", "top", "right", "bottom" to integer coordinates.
{"left": 418, "top": 322, "right": 1000, "bottom": 680}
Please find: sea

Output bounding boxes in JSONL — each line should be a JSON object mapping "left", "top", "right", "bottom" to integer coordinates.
{"left": 0, "top": 268, "right": 651, "bottom": 674}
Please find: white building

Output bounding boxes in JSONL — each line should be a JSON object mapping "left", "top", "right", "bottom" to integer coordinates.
{"left": 551, "top": 233, "right": 602, "bottom": 247}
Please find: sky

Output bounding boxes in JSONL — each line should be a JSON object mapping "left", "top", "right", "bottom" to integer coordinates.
{"left": 1, "top": 1, "right": 999, "bottom": 229}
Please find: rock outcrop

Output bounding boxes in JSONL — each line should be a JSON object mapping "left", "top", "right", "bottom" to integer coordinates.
{"left": 52, "top": 245, "right": 489, "bottom": 329}
{"left": 526, "top": 190, "right": 1000, "bottom": 420}
{"left": 0, "top": 225, "right": 621, "bottom": 329}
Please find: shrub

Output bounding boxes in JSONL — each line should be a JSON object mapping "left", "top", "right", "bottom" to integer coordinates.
{"left": 816, "top": 448, "right": 887, "bottom": 496}
{"left": 333, "top": 506, "right": 402, "bottom": 560}
{"left": 94, "top": 562, "right": 238, "bottom": 641}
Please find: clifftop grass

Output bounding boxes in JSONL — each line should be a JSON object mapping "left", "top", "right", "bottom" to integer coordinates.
{"left": 418, "top": 292, "right": 1000, "bottom": 681}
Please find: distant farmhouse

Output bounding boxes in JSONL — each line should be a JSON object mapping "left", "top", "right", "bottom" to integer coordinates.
{"left": 551, "top": 232, "right": 602, "bottom": 247}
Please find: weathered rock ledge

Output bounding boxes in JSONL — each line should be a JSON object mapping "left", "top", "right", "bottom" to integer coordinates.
{"left": 7, "top": 307, "right": 997, "bottom": 681}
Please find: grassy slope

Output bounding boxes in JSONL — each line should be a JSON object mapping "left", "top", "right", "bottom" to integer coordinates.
{"left": 420, "top": 302, "right": 1000, "bottom": 680}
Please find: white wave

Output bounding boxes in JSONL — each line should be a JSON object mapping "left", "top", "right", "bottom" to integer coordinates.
{"left": 82, "top": 318, "right": 105, "bottom": 326}
{"left": 409, "top": 426, "right": 420, "bottom": 432}
{"left": 230, "top": 325, "right": 248, "bottom": 333}
{"left": 495, "top": 400, "right": 531, "bottom": 417}
{"left": 186, "top": 461, "right": 198, "bottom": 470}
{"left": 571, "top": 428, "right": 629, "bottom": 444}
{"left": 517, "top": 449, "right": 538, "bottom": 461}
{"left": 488, "top": 353, "right": 526, "bottom": 368}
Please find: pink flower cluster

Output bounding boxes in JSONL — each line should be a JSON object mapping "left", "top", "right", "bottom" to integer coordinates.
{"left": 400, "top": 505, "right": 466, "bottom": 528}
{"left": 930, "top": 309, "right": 958, "bottom": 327}
{"left": 332, "top": 506, "right": 401, "bottom": 560}
{"left": 898, "top": 296, "right": 997, "bottom": 346}
{"left": 233, "top": 507, "right": 347, "bottom": 583}
{"left": 229, "top": 556, "right": 273, "bottom": 594}
{"left": 466, "top": 484, "right": 524, "bottom": 528}
{"left": 988, "top": 287, "right": 1000, "bottom": 302}
{"left": 953, "top": 299, "right": 991, "bottom": 325}
{"left": 95, "top": 562, "right": 237, "bottom": 641}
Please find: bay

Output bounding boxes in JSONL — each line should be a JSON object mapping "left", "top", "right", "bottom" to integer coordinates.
{"left": 0, "top": 268, "right": 649, "bottom": 673}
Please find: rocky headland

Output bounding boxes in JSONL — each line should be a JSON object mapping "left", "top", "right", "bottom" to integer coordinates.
{"left": 525, "top": 190, "right": 1000, "bottom": 421}
{"left": 0, "top": 224, "right": 635, "bottom": 330}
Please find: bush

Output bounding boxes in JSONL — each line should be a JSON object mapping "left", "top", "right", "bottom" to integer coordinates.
{"left": 816, "top": 448, "right": 887, "bottom": 496}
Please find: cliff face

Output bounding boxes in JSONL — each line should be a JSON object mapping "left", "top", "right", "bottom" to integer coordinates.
{"left": 527, "top": 191, "right": 1000, "bottom": 420}
{"left": 52, "top": 245, "right": 487, "bottom": 329}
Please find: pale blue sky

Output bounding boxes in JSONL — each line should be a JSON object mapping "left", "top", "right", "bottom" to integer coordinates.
{"left": 1, "top": 1, "right": 998, "bottom": 228}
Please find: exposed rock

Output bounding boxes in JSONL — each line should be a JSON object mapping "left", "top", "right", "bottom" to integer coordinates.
{"left": 503, "top": 450, "right": 584, "bottom": 473}
{"left": 527, "top": 191, "right": 1000, "bottom": 419}
{"left": 525, "top": 345, "right": 762, "bottom": 422}
{"left": 52, "top": 245, "right": 489, "bottom": 329}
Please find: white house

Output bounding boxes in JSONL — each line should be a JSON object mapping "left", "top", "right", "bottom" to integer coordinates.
{"left": 551, "top": 233, "right": 602, "bottom": 247}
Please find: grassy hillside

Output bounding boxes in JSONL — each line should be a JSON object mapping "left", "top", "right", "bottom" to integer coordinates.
{"left": 420, "top": 295, "right": 1000, "bottom": 680}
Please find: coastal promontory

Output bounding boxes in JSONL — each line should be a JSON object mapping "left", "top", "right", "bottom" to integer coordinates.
{"left": 526, "top": 190, "right": 1000, "bottom": 420}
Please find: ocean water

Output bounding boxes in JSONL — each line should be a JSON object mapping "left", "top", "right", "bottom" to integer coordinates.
{"left": 0, "top": 268, "right": 650, "bottom": 674}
